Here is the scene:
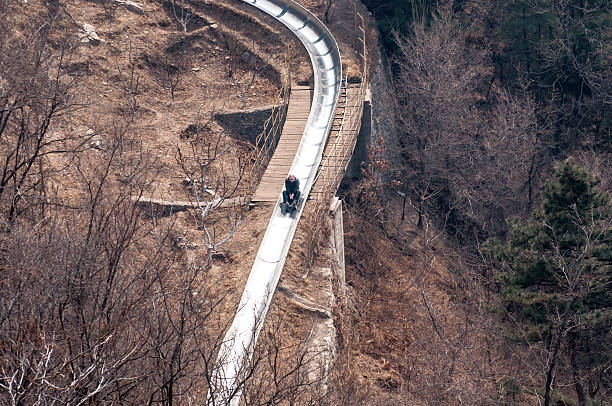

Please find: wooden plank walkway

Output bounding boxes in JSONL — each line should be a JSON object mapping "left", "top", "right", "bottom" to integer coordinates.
{"left": 310, "top": 85, "right": 363, "bottom": 199}
{"left": 252, "top": 86, "right": 312, "bottom": 203}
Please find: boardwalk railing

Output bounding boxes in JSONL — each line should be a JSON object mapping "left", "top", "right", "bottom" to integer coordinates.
{"left": 247, "top": 47, "right": 291, "bottom": 192}
{"left": 306, "top": 15, "right": 368, "bottom": 267}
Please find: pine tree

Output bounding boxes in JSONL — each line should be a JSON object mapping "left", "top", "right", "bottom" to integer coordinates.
{"left": 361, "top": 0, "right": 436, "bottom": 52}
{"left": 487, "top": 160, "right": 611, "bottom": 406}
{"left": 499, "top": 0, "right": 611, "bottom": 100}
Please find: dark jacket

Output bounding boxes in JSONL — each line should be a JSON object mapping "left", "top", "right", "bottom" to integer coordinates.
{"left": 285, "top": 177, "right": 300, "bottom": 194}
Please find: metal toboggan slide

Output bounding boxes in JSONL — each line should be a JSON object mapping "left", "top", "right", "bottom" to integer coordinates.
{"left": 208, "top": 1, "right": 342, "bottom": 404}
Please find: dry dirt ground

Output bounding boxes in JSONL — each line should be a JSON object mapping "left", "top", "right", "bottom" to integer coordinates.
{"left": 41, "top": 0, "right": 314, "bottom": 331}
{"left": 44, "top": 0, "right": 362, "bottom": 387}
{"left": 26, "top": 0, "right": 519, "bottom": 402}
{"left": 59, "top": 0, "right": 300, "bottom": 199}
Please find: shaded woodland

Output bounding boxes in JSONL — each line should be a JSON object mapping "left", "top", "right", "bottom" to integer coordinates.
{"left": 344, "top": 0, "right": 611, "bottom": 404}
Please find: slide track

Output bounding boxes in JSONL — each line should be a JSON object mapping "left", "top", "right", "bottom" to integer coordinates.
{"left": 209, "top": 1, "right": 342, "bottom": 404}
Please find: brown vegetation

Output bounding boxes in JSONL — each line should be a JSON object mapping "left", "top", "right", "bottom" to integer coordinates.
{"left": 0, "top": 0, "right": 326, "bottom": 404}
{"left": 1, "top": 0, "right": 609, "bottom": 405}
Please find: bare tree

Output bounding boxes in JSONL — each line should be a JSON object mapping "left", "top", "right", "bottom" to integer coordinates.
{"left": 496, "top": 0, "right": 611, "bottom": 154}
{"left": 0, "top": 122, "right": 239, "bottom": 405}
{"left": 392, "top": 4, "right": 560, "bottom": 240}
{"left": 483, "top": 82, "right": 555, "bottom": 221}
{"left": 114, "top": 43, "right": 141, "bottom": 121}
{"left": 148, "top": 49, "right": 184, "bottom": 104}
{"left": 0, "top": 1, "right": 93, "bottom": 225}
{"left": 219, "top": 20, "right": 241, "bottom": 80}
{"left": 176, "top": 115, "right": 247, "bottom": 267}
{"left": 0, "top": 125, "right": 161, "bottom": 404}
{"left": 240, "top": 320, "right": 330, "bottom": 405}
{"left": 340, "top": 190, "right": 506, "bottom": 405}
{"left": 485, "top": 160, "right": 612, "bottom": 406}
{"left": 531, "top": 0, "right": 612, "bottom": 105}
{"left": 171, "top": 0, "right": 194, "bottom": 34}
{"left": 392, "top": 5, "right": 486, "bottom": 232}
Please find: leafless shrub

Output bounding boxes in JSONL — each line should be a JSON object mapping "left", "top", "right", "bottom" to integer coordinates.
{"left": 114, "top": 43, "right": 141, "bottom": 121}
{"left": 147, "top": 48, "right": 185, "bottom": 103}
{"left": 171, "top": 0, "right": 194, "bottom": 34}
{"left": 101, "top": 0, "right": 119, "bottom": 27}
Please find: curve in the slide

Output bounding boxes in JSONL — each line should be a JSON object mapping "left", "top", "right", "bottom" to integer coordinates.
{"left": 209, "top": 1, "right": 342, "bottom": 404}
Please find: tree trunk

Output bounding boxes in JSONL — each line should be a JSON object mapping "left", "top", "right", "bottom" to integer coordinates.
{"left": 544, "top": 299, "right": 575, "bottom": 406}
{"left": 544, "top": 333, "right": 561, "bottom": 406}
{"left": 570, "top": 340, "right": 587, "bottom": 406}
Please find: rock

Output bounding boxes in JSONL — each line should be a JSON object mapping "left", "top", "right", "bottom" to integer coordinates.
{"left": 209, "top": 23, "right": 218, "bottom": 29}
{"left": 80, "top": 23, "right": 103, "bottom": 45}
{"left": 115, "top": 0, "right": 145, "bottom": 15}
{"left": 212, "top": 251, "right": 227, "bottom": 261}
{"left": 241, "top": 51, "right": 251, "bottom": 63}
{"left": 88, "top": 130, "right": 104, "bottom": 150}
{"left": 90, "top": 136, "right": 103, "bottom": 150}
{"left": 241, "top": 51, "right": 258, "bottom": 66}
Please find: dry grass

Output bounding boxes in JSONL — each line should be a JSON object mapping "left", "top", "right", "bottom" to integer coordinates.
{"left": 332, "top": 200, "right": 530, "bottom": 405}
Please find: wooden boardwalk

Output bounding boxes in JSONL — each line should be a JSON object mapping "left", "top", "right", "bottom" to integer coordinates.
{"left": 252, "top": 86, "right": 312, "bottom": 203}
{"left": 310, "top": 85, "right": 363, "bottom": 199}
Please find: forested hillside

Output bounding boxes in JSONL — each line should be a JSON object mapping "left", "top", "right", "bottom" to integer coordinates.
{"left": 0, "top": 0, "right": 609, "bottom": 405}
{"left": 341, "top": 0, "right": 611, "bottom": 404}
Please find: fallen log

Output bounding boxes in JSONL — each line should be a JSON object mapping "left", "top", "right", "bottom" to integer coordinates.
{"left": 131, "top": 196, "right": 251, "bottom": 216}
{"left": 277, "top": 283, "right": 332, "bottom": 319}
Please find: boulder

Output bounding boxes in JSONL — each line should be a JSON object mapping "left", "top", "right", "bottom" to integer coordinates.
{"left": 115, "top": 0, "right": 145, "bottom": 15}
{"left": 87, "top": 130, "right": 104, "bottom": 150}
{"left": 80, "top": 23, "right": 103, "bottom": 45}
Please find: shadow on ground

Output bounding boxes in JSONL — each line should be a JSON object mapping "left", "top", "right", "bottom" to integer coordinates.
{"left": 214, "top": 107, "right": 274, "bottom": 144}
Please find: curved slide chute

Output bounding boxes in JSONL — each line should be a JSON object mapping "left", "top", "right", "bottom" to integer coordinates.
{"left": 209, "top": 1, "right": 341, "bottom": 404}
